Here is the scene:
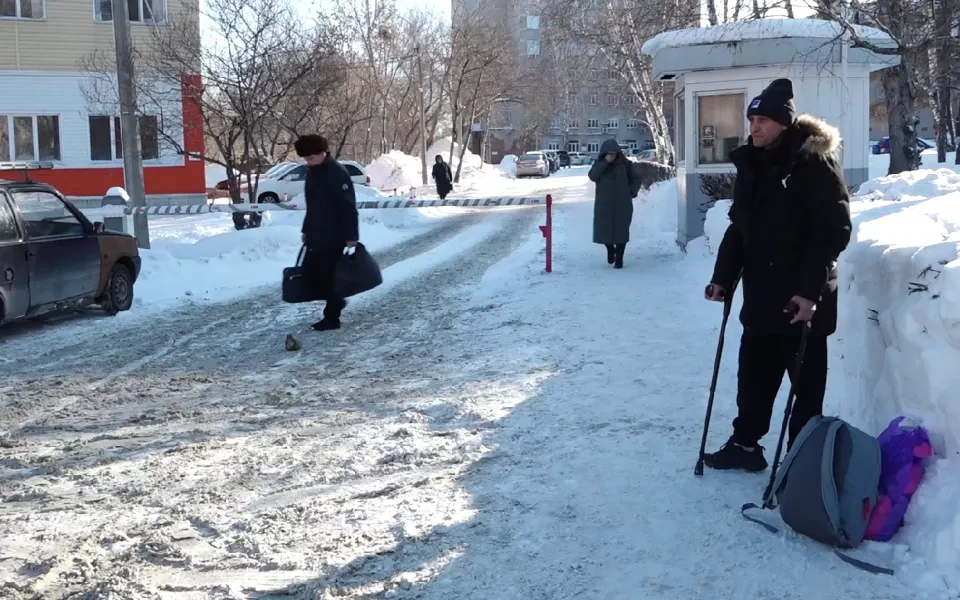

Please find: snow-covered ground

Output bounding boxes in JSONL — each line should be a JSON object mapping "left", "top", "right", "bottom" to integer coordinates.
{"left": 869, "top": 149, "right": 960, "bottom": 180}
{"left": 3, "top": 153, "right": 959, "bottom": 598}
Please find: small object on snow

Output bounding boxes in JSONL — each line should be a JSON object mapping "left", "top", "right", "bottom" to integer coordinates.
{"left": 866, "top": 416, "right": 933, "bottom": 542}
{"left": 285, "top": 334, "right": 302, "bottom": 351}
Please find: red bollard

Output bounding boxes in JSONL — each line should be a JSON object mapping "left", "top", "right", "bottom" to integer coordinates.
{"left": 538, "top": 194, "right": 553, "bottom": 273}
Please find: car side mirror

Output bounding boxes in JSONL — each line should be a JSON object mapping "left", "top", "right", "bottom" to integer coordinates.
{"left": 92, "top": 221, "right": 104, "bottom": 234}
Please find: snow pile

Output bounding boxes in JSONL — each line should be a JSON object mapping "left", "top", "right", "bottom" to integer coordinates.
{"left": 642, "top": 18, "right": 893, "bottom": 56}
{"left": 856, "top": 167, "right": 960, "bottom": 202}
{"left": 700, "top": 170, "right": 960, "bottom": 592}
{"left": 113, "top": 208, "right": 453, "bottom": 313}
{"left": 839, "top": 172, "right": 960, "bottom": 592}
{"left": 366, "top": 150, "right": 424, "bottom": 191}
{"left": 498, "top": 154, "right": 518, "bottom": 178}
{"left": 425, "top": 137, "right": 510, "bottom": 190}
{"left": 703, "top": 199, "right": 732, "bottom": 255}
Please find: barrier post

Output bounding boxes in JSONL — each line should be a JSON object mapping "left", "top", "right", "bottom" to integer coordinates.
{"left": 538, "top": 194, "right": 553, "bottom": 273}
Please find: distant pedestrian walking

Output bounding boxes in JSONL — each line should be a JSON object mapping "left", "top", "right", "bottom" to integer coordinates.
{"left": 589, "top": 139, "right": 641, "bottom": 268}
{"left": 432, "top": 155, "right": 453, "bottom": 200}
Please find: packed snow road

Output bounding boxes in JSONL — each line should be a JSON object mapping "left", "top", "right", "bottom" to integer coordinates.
{"left": 0, "top": 204, "right": 544, "bottom": 598}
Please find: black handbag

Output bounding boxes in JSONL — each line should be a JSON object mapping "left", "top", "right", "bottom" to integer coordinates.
{"left": 282, "top": 246, "right": 320, "bottom": 304}
{"left": 334, "top": 243, "right": 383, "bottom": 298}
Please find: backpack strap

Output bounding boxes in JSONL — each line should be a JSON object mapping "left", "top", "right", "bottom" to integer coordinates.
{"left": 820, "top": 419, "right": 845, "bottom": 540}
{"left": 833, "top": 549, "right": 895, "bottom": 575}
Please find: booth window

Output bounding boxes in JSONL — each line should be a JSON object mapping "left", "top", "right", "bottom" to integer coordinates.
{"left": 675, "top": 93, "right": 685, "bottom": 162}
{"left": 697, "top": 93, "right": 744, "bottom": 165}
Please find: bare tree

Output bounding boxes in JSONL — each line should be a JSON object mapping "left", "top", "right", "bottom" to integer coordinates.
{"left": 544, "top": 0, "right": 699, "bottom": 163}
{"left": 446, "top": 6, "right": 519, "bottom": 181}
{"left": 81, "top": 0, "right": 341, "bottom": 205}
{"left": 820, "top": 0, "right": 960, "bottom": 172}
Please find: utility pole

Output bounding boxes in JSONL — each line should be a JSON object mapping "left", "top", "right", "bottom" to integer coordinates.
{"left": 112, "top": 0, "right": 150, "bottom": 249}
{"left": 416, "top": 44, "right": 428, "bottom": 185}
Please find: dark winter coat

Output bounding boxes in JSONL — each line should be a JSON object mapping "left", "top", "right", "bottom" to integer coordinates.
{"left": 589, "top": 138, "right": 642, "bottom": 245}
{"left": 711, "top": 114, "right": 852, "bottom": 337}
{"left": 301, "top": 155, "right": 360, "bottom": 250}
{"left": 432, "top": 162, "right": 453, "bottom": 197}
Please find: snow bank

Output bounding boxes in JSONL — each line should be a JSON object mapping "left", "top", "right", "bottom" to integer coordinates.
{"left": 498, "top": 154, "right": 518, "bottom": 178}
{"left": 840, "top": 171, "right": 960, "bottom": 592}
{"left": 642, "top": 18, "right": 893, "bottom": 56}
{"left": 700, "top": 170, "right": 960, "bottom": 592}
{"left": 124, "top": 207, "right": 453, "bottom": 313}
{"left": 366, "top": 150, "right": 424, "bottom": 191}
{"left": 365, "top": 139, "right": 510, "bottom": 196}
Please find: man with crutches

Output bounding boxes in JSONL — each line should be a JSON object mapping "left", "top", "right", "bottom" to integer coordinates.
{"left": 698, "top": 78, "right": 853, "bottom": 473}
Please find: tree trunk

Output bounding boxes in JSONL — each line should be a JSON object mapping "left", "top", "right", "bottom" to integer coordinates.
{"left": 882, "top": 64, "right": 921, "bottom": 174}
{"left": 784, "top": 0, "right": 795, "bottom": 17}
{"left": 706, "top": 0, "right": 718, "bottom": 25}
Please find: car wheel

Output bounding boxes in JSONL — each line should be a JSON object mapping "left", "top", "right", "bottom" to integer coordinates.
{"left": 259, "top": 192, "right": 280, "bottom": 204}
{"left": 101, "top": 263, "right": 134, "bottom": 316}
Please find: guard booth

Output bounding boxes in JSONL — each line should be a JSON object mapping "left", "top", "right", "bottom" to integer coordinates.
{"left": 641, "top": 19, "right": 899, "bottom": 245}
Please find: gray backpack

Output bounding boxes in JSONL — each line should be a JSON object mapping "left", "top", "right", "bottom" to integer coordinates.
{"left": 741, "top": 415, "right": 893, "bottom": 575}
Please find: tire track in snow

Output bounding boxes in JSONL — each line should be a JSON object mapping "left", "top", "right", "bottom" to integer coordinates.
{"left": 0, "top": 208, "right": 544, "bottom": 599}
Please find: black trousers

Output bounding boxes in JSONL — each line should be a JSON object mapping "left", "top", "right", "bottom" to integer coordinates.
{"left": 732, "top": 330, "right": 828, "bottom": 448}
{"left": 302, "top": 245, "right": 346, "bottom": 320}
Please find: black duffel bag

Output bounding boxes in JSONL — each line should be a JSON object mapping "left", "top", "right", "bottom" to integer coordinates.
{"left": 282, "top": 246, "right": 320, "bottom": 304}
{"left": 334, "top": 243, "right": 383, "bottom": 298}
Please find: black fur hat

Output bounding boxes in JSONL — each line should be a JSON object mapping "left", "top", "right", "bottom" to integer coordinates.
{"left": 294, "top": 134, "right": 329, "bottom": 157}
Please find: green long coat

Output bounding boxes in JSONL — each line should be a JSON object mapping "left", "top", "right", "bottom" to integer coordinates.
{"left": 589, "top": 139, "right": 641, "bottom": 245}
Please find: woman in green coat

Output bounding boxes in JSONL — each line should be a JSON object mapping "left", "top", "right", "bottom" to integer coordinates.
{"left": 588, "top": 138, "right": 641, "bottom": 268}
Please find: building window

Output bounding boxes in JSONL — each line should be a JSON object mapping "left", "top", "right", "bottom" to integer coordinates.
{"left": 588, "top": 94, "right": 598, "bottom": 105}
{"left": 0, "top": 0, "right": 44, "bottom": 19}
{"left": 526, "top": 15, "right": 539, "bottom": 29}
{"left": 548, "top": 142, "right": 560, "bottom": 150}
{"left": 0, "top": 115, "right": 61, "bottom": 162}
{"left": 89, "top": 116, "right": 124, "bottom": 161}
{"left": 697, "top": 93, "right": 743, "bottom": 165}
{"left": 587, "top": 141, "right": 599, "bottom": 153}
{"left": 607, "top": 118, "right": 619, "bottom": 130}
{"left": 676, "top": 92, "right": 685, "bottom": 162}
{"left": 625, "top": 95, "right": 636, "bottom": 105}
{"left": 139, "top": 115, "right": 160, "bottom": 160}
{"left": 90, "top": 115, "right": 159, "bottom": 161}
{"left": 550, "top": 117, "right": 562, "bottom": 130}
{"left": 607, "top": 69, "right": 617, "bottom": 80}
{"left": 625, "top": 140, "right": 638, "bottom": 149}
{"left": 587, "top": 118, "right": 599, "bottom": 129}
{"left": 567, "top": 140, "right": 579, "bottom": 152}
{"left": 567, "top": 118, "right": 579, "bottom": 129}
{"left": 95, "top": 0, "right": 166, "bottom": 23}
{"left": 626, "top": 119, "right": 639, "bottom": 129}
{"left": 607, "top": 94, "right": 618, "bottom": 106}
{"left": 527, "top": 40, "right": 540, "bottom": 56}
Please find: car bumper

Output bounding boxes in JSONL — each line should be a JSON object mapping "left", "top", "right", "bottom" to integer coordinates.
{"left": 516, "top": 167, "right": 544, "bottom": 176}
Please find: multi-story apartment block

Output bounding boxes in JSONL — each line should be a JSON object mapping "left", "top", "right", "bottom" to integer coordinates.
{"left": 0, "top": 0, "right": 206, "bottom": 203}
{"left": 453, "top": 0, "right": 671, "bottom": 162}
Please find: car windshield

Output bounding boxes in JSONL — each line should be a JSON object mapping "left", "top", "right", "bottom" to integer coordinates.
{"left": 520, "top": 154, "right": 541, "bottom": 161}
{"left": 264, "top": 163, "right": 297, "bottom": 178}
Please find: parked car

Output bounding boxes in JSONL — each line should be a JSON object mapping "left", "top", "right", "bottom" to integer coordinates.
{"left": 557, "top": 150, "right": 571, "bottom": 168}
{"left": 238, "top": 160, "right": 370, "bottom": 203}
{"left": 516, "top": 152, "right": 551, "bottom": 178}
{"left": 871, "top": 136, "right": 949, "bottom": 155}
{"left": 537, "top": 150, "right": 559, "bottom": 173}
{"left": 0, "top": 163, "right": 141, "bottom": 324}
{"left": 567, "top": 151, "right": 588, "bottom": 166}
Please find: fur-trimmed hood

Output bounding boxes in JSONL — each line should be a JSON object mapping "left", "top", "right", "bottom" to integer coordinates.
{"left": 732, "top": 113, "right": 841, "bottom": 167}
{"left": 794, "top": 114, "right": 841, "bottom": 159}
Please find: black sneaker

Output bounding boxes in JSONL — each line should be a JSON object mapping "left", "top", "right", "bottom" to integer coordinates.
{"left": 703, "top": 439, "right": 768, "bottom": 472}
{"left": 311, "top": 318, "right": 341, "bottom": 332}
{"left": 606, "top": 247, "right": 616, "bottom": 265}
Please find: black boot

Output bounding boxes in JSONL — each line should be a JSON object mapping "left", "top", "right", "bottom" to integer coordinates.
{"left": 613, "top": 243, "right": 626, "bottom": 269}
{"left": 311, "top": 318, "right": 341, "bottom": 331}
{"left": 702, "top": 437, "right": 768, "bottom": 472}
{"left": 605, "top": 244, "right": 615, "bottom": 265}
